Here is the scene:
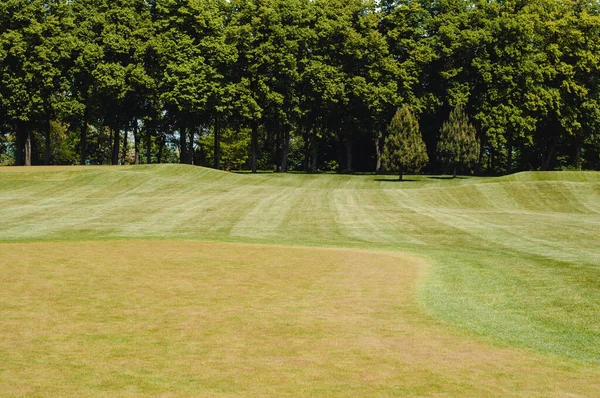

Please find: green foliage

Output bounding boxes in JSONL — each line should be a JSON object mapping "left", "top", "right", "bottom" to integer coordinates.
{"left": 199, "top": 127, "right": 251, "bottom": 171}
{"left": 437, "top": 105, "right": 480, "bottom": 176}
{"left": 0, "top": 0, "right": 599, "bottom": 172}
{"left": 46, "top": 121, "right": 78, "bottom": 165}
{"left": 0, "top": 132, "right": 15, "bottom": 166}
{"left": 382, "top": 106, "right": 429, "bottom": 179}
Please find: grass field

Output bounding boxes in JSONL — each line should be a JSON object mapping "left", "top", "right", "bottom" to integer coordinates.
{"left": 1, "top": 165, "right": 599, "bottom": 396}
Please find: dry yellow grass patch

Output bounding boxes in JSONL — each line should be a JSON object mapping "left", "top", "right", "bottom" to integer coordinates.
{"left": 0, "top": 241, "right": 598, "bottom": 396}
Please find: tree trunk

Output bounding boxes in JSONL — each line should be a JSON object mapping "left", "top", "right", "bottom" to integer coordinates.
{"left": 398, "top": 170, "right": 403, "bottom": 181}
{"left": 109, "top": 128, "right": 113, "bottom": 163}
{"left": 80, "top": 123, "right": 87, "bottom": 165}
{"left": 519, "top": 141, "right": 526, "bottom": 171}
{"left": 157, "top": 134, "right": 164, "bottom": 164}
{"left": 121, "top": 125, "right": 128, "bottom": 165}
{"left": 189, "top": 129, "right": 195, "bottom": 165}
{"left": 303, "top": 128, "right": 311, "bottom": 173}
{"left": 133, "top": 119, "right": 140, "bottom": 165}
{"left": 198, "top": 141, "right": 206, "bottom": 165}
{"left": 542, "top": 134, "right": 558, "bottom": 171}
{"left": 146, "top": 123, "right": 152, "bottom": 164}
{"left": 507, "top": 143, "right": 513, "bottom": 174}
{"left": 275, "top": 127, "right": 281, "bottom": 172}
{"left": 374, "top": 136, "right": 382, "bottom": 173}
{"left": 111, "top": 124, "right": 120, "bottom": 165}
{"left": 44, "top": 119, "right": 51, "bottom": 165}
{"left": 281, "top": 126, "right": 290, "bottom": 173}
{"left": 179, "top": 126, "right": 187, "bottom": 164}
{"left": 311, "top": 143, "right": 318, "bottom": 173}
{"left": 574, "top": 141, "right": 583, "bottom": 170}
{"left": 478, "top": 141, "right": 485, "bottom": 174}
{"left": 344, "top": 140, "right": 352, "bottom": 172}
{"left": 25, "top": 130, "right": 32, "bottom": 166}
{"left": 453, "top": 166, "right": 457, "bottom": 178}
{"left": 251, "top": 121, "right": 258, "bottom": 173}
{"left": 213, "top": 116, "right": 220, "bottom": 170}
{"left": 80, "top": 115, "right": 88, "bottom": 165}
{"left": 15, "top": 123, "right": 25, "bottom": 166}
{"left": 80, "top": 104, "right": 88, "bottom": 165}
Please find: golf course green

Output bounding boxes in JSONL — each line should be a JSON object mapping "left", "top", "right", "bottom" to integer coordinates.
{"left": 1, "top": 165, "right": 599, "bottom": 396}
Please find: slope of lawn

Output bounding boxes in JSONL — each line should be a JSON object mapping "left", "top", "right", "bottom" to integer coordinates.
{"left": 1, "top": 165, "right": 599, "bottom": 395}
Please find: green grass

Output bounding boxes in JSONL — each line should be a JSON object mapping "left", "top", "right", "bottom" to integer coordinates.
{"left": 1, "top": 165, "right": 599, "bottom": 395}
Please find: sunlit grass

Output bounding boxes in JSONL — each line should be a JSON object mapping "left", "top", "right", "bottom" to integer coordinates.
{"left": 1, "top": 241, "right": 599, "bottom": 396}
{"left": 0, "top": 165, "right": 599, "bottom": 395}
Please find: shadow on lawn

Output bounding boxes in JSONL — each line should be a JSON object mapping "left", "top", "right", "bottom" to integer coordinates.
{"left": 374, "top": 178, "right": 420, "bottom": 183}
{"left": 427, "top": 176, "right": 465, "bottom": 180}
{"left": 233, "top": 171, "right": 275, "bottom": 175}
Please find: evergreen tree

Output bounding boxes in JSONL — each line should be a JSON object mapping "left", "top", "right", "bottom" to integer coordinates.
{"left": 382, "top": 105, "right": 428, "bottom": 180}
{"left": 437, "top": 104, "right": 480, "bottom": 177}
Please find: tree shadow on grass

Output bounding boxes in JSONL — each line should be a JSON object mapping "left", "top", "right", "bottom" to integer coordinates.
{"left": 374, "top": 178, "right": 420, "bottom": 183}
{"left": 427, "top": 176, "right": 466, "bottom": 180}
{"left": 233, "top": 171, "right": 275, "bottom": 175}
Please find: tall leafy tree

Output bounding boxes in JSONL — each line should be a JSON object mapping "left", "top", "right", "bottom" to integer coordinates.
{"left": 93, "top": 0, "right": 154, "bottom": 165}
{"left": 1, "top": 0, "right": 599, "bottom": 172}
{"left": 69, "top": 0, "right": 105, "bottom": 164}
{"left": 227, "top": 0, "right": 276, "bottom": 172}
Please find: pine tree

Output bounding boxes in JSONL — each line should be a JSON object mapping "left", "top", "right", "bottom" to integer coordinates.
{"left": 382, "top": 106, "right": 429, "bottom": 180}
{"left": 437, "top": 104, "right": 479, "bottom": 177}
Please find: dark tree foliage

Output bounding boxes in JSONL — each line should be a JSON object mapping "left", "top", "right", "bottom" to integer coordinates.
{"left": 382, "top": 105, "right": 428, "bottom": 180}
{"left": 1, "top": 0, "right": 599, "bottom": 173}
{"left": 437, "top": 105, "right": 479, "bottom": 177}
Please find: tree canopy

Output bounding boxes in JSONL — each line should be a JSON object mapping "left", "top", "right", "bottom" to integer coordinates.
{"left": 1, "top": 0, "right": 599, "bottom": 173}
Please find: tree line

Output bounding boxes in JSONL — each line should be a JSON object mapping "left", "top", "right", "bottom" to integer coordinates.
{"left": 1, "top": 0, "right": 599, "bottom": 174}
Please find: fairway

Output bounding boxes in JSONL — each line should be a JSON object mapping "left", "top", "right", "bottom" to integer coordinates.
{"left": 1, "top": 165, "right": 599, "bottom": 396}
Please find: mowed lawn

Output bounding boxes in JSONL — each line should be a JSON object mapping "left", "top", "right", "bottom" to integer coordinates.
{"left": 0, "top": 165, "right": 599, "bottom": 396}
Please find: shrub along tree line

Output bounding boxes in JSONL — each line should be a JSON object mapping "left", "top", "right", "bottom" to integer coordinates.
{"left": 1, "top": 0, "right": 599, "bottom": 174}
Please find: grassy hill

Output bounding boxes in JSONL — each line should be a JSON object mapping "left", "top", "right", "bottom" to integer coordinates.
{"left": 1, "top": 165, "right": 599, "bottom": 395}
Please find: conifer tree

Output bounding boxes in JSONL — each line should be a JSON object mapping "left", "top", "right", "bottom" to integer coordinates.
{"left": 437, "top": 104, "right": 479, "bottom": 177}
{"left": 382, "top": 106, "right": 429, "bottom": 180}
